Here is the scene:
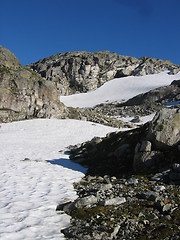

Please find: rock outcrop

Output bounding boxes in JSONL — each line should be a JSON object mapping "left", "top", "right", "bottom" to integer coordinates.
{"left": 28, "top": 51, "right": 180, "bottom": 95}
{"left": 61, "top": 108, "right": 180, "bottom": 240}
{"left": 147, "top": 108, "right": 180, "bottom": 149}
{"left": 0, "top": 46, "right": 67, "bottom": 123}
{"left": 122, "top": 79, "right": 180, "bottom": 107}
{"left": 69, "top": 108, "right": 180, "bottom": 176}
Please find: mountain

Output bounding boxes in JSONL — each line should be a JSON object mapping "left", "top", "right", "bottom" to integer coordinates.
{"left": 28, "top": 51, "right": 180, "bottom": 95}
{"left": 1, "top": 46, "right": 180, "bottom": 240}
{"left": 0, "top": 46, "right": 67, "bottom": 122}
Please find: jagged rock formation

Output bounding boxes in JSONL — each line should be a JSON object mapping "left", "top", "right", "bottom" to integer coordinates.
{"left": 28, "top": 51, "right": 180, "bottom": 95}
{"left": 0, "top": 46, "right": 67, "bottom": 122}
{"left": 69, "top": 108, "right": 180, "bottom": 176}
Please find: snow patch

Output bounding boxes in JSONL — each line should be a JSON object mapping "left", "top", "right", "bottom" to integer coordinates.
{"left": 60, "top": 71, "right": 180, "bottom": 108}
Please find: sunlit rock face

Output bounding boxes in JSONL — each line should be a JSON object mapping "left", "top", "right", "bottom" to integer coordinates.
{"left": 28, "top": 51, "right": 180, "bottom": 95}
{"left": 0, "top": 46, "right": 67, "bottom": 123}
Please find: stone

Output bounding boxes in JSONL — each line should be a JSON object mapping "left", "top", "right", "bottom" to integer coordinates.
{"left": 140, "top": 141, "right": 152, "bottom": 152}
{"left": 136, "top": 191, "right": 159, "bottom": 201}
{"left": 133, "top": 150, "right": 163, "bottom": 173}
{"left": 162, "top": 204, "right": 172, "bottom": 214}
{"left": 151, "top": 173, "right": 165, "bottom": 182}
{"left": 155, "top": 197, "right": 165, "bottom": 211}
{"left": 147, "top": 108, "right": 180, "bottom": 150}
{"left": 100, "top": 184, "right": 112, "bottom": 191}
{"left": 74, "top": 195, "right": 98, "bottom": 208}
{"left": 100, "top": 197, "right": 126, "bottom": 206}
{"left": 172, "top": 163, "right": 180, "bottom": 172}
{"left": 126, "top": 177, "right": 139, "bottom": 186}
{"left": 152, "top": 185, "right": 166, "bottom": 192}
{"left": 110, "top": 225, "right": 120, "bottom": 239}
{"left": 103, "top": 175, "right": 112, "bottom": 184}
{"left": 56, "top": 199, "right": 74, "bottom": 210}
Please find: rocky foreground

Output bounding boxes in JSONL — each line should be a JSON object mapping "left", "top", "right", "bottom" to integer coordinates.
{"left": 58, "top": 108, "right": 180, "bottom": 239}
{"left": 60, "top": 173, "right": 180, "bottom": 240}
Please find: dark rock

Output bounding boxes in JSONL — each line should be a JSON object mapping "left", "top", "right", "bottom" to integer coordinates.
{"left": 136, "top": 191, "right": 159, "bottom": 201}
{"left": 131, "top": 116, "right": 140, "bottom": 123}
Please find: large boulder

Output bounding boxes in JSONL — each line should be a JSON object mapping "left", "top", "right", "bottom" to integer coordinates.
{"left": 0, "top": 46, "right": 67, "bottom": 122}
{"left": 147, "top": 108, "right": 180, "bottom": 150}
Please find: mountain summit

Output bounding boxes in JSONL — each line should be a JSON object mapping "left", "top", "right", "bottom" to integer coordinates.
{"left": 28, "top": 51, "right": 180, "bottom": 95}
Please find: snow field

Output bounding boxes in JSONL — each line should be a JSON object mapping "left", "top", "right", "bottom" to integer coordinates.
{"left": 60, "top": 71, "right": 180, "bottom": 108}
{"left": 0, "top": 119, "right": 117, "bottom": 240}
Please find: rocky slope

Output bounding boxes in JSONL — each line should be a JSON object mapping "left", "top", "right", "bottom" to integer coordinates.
{"left": 58, "top": 107, "right": 180, "bottom": 239}
{"left": 0, "top": 46, "right": 67, "bottom": 122}
{"left": 60, "top": 174, "right": 180, "bottom": 240}
{"left": 69, "top": 108, "right": 180, "bottom": 176}
{"left": 84, "top": 79, "right": 180, "bottom": 122}
{"left": 28, "top": 51, "right": 180, "bottom": 95}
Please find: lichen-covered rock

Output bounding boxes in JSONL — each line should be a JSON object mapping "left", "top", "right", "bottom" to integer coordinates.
{"left": 147, "top": 108, "right": 180, "bottom": 149}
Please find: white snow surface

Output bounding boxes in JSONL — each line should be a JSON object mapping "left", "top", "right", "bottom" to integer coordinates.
{"left": 60, "top": 71, "right": 180, "bottom": 108}
{"left": 119, "top": 113, "right": 156, "bottom": 126}
{"left": 0, "top": 119, "right": 117, "bottom": 240}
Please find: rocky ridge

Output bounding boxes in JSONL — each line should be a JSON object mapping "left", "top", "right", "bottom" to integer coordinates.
{"left": 28, "top": 51, "right": 180, "bottom": 95}
{"left": 0, "top": 46, "right": 67, "bottom": 122}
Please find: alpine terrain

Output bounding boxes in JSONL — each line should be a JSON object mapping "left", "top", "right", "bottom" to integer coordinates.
{"left": 0, "top": 46, "right": 180, "bottom": 240}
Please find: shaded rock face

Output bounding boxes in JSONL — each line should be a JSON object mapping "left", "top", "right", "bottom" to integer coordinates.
{"left": 0, "top": 46, "right": 67, "bottom": 123}
{"left": 121, "top": 79, "right": 180, "bottom": 107}
{"left": 28, "top": 51, "right": 180, "bottom": 95}
{"left": 69, "top": 108, "right": 180, "bottom": 176}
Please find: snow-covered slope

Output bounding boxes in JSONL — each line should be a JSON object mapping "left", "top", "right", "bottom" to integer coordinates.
{"left": 0, "top": 119, "right": 116, "bottom": 240}
{"left": 60, "top": 71, "right": 180, "bottom": 108}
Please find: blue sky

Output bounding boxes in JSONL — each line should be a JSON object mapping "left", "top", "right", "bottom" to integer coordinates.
{"left": 1, "top": 0, "right": 180, "bottom": 65}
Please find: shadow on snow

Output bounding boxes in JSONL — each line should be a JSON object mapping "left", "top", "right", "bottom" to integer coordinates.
{"left": 47, "top": 155, "right": 87, "bottom": 174}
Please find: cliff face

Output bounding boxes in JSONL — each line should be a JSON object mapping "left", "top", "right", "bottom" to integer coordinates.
{"left": 0, "top": 46, "right": 67, "bottom": 123}
{"left": 28, "top": 51, "right": 180, "bottom": 95}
